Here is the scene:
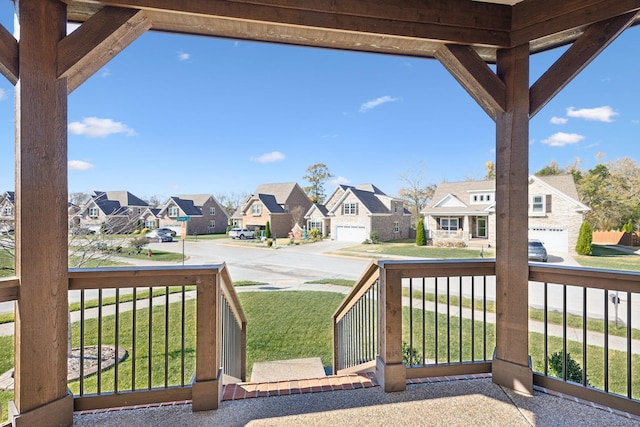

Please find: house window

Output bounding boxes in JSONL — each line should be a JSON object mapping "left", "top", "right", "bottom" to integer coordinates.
{"left": 441, "top": 218, "right": 459, "bottom": 231}
{"left": 343, "top": 203, "right": 357, "bottom": 215}
{"left": 89, "top": 207, "right": 98, "bottom": 218}
{"left": 1, "top": 206, "right": 12, "bottom": 216}
{"left": 284, "top": 204, "right": 289, "bottom": 213}
{"left": 145, "top": 220, "right": 155, "bottom": 229}
{"left": 209, "top": 207, "right": 215, "bottom": 215}
{"left": 393, "top": 221, "right": 399, "bottom": 233}
{"left": 168, "top": 207, "right": 179, "bottom": 217}
{"left": 251, "top": 204, "right": 262, "bottom": 216}
{"left": 137, "top": 208, "right": 142, "bottom": 215}
{"left": 209, "top": 220, "right": 215, "bottom": 229}
{"left": 309, "top": 221, "right": 322, "bottom": 231}
{"left": 531, "top": 195, "right": 544, "bottom": 213}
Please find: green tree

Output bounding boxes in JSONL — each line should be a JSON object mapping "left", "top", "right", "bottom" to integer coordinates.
{"left": 484, "top": 161, "right": 496, "bottom": 179}
{"left": 622, "top": 219, "right": 633, "bottom": 233}
{"left": 415, "top": 217, "right": 426, "bottom": 246}
{"left": 535, "top": 160, "right": 562, "bottom": 176}
{"left": 548, "top": 351, "right": 589, "bottom": 385}
{"left": 303, "top": 163, "right": 333, "bottom": 204}
{"left": 575, "top": 220, "right": 592, "bottom": 256}
{"left": 265, "top": 221, "right": 272, "bottom": 238}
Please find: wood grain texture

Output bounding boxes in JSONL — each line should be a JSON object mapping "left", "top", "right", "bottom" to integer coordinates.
{"left": 0, "top": 22, "right": 18, "bottom": 85}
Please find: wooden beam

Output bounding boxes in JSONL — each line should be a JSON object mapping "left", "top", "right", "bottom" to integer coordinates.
{"left": 435, "top": 44, "right": 506, "bottom": 121}
{"left": 66, "top": 0, "right": 511, "bottom": 48}
{"left": 492, "top": 43, "right": 532, "bottom": 395}
{"left": 58, "top": 7, "right": 151, "bottom": 93}
{"left": 0, "top": 23, "right": 18, "bottom": 85}
{"left": 530, "top": 12, "right": 638, "bottom": 117}
{"left": 512, "top": 0, "right": 640, "bottom": 46}
{"left": 13, "top": 0, "right": 72, "bottom": 424}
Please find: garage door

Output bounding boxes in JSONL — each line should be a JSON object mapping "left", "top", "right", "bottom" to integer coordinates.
{"left": 335, "top": 226, "right": 367, "bottom": 242}
{"left": 529, "top": 227, "right": 568, "bottom": 253}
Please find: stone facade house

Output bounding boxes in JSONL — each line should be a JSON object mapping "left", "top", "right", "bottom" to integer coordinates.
{"left": 235, "top": 182, "right": 313, "bottom": 238}
{"left": 306, "top": 184, "right": 412, "bottom": 242}
{"left": 156, "top": 194, "right": 229, "bottom": 235}
{"left": 422, "top": 175, "right": 589, "bottom": 253}
{"left": 74, "top": 190, "right": 149, "bottom": 234}
{"left": 0, "top": 191, "right": 14, "bottom": 234}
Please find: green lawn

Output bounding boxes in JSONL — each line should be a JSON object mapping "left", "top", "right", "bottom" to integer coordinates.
{"left": 340, "top": 242, "right": 492, "bottom": 259}
{"left": 574, "top": 245, "right": 640, "bottom": 272}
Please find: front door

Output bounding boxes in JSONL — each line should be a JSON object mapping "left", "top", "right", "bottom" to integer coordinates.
{"left": 476, "top": 217, "right": 487, "bottom": 238}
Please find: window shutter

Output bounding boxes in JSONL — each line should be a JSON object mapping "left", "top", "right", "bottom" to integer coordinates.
{"left": 546, "top": 195, "right": 552, "bottom": 213}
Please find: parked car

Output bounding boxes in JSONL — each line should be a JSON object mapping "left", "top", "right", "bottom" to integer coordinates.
{"left": 528, "top": 239, "right": 548, "bottom": 262}
{"left": 146, "top": 230, "right": 173, "bottom": 242}
{"left": 228, "top": 227, "right": 255, "bottom": 239}
{"left": 155, "top": 227, "right": 177, "bottom": 237}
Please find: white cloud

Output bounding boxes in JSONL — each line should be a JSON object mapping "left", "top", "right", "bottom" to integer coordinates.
{"left": 360, "top": 96, "right": 399, "bottom": 112}
{"left": 330, "top": 176, "right": 351, "bottom": 187}
{"left": 550, "top": 116, "right": 568, "bottom": 125}
{"left": 68, "top": 117, "right": 136, "bottom": 138}
{"left": 566, "top": 106, "right": 618, "bottom": 122}
{"left": 178, "top": 51, "right": 190, "bottom": 61}
{"left": 100, "top": 68, "right": 111, "bottom": 78}
{"left": 251, "top": 151, "right": 285, "bottom": 163}
{"left": 542, "top": 132, "right": 585, "bottom": 147}
{"left": 68, "top": 160, "right": 94, "bottom": 170}
{"left": 0, "top": 88, "right": 6, "bottom": 100}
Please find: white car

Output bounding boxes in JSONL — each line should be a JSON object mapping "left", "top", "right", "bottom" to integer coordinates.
{"left": 228, "top": 227, "right": 254, "bottom": 239}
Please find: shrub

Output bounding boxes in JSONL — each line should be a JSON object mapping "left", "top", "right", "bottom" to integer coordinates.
{"left": 141, "top": 228, "right": 150, "bottom": 234}
{"left": 402, "top": 341, "right": 421, "bottom": 366}
{"left": 622, "top": 219, "right": 633, "bottom": 233}
{"left": 265, "top": 221, "right": 272, "bottom": 239}
{"left": 415, "top": 218, "right": 426, "bottom": 246}
{"left": 548, "top": 351, "right": 589, "bottom": 385}
{"left": 132, "top": 229, "right": 140, "bottom": 235}
{"left": 370, "top": 231, "right": 380, "bottom": 244}
{"left": 266, "top": 238, "right": 273, "bottom": 247}
{"left": 129, "top": 236, "right": 148, "bottom": 253}
{"left": 309, "top": 228, "right": 321, "bottom": 239}
{"left": 575, "top": 221, "right": 592, "bottom": 255}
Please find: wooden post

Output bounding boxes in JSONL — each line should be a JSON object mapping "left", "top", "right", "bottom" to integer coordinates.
{"left": 492, "top": 44, "right": 533, "bottom": 395}
{"left": 192, "top": 273, "right": 222, "bottom": 411}
{"left": 11, "top": 0, "right": 74, "bottom": 425}
{"left": 375, "top": 264, "right": 406, "bottom": 392}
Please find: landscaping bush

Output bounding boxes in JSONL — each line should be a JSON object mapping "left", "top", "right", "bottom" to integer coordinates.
{"left": 265, "top": 221, "right": 272, "bottom": 239}
{"left": 402, "top": 341, "right": 421, "bottom": 366}
{"left": 548, "top": 351, "right": 589, "bottom": 385}
{"left": 309, "top": 228, "right": 321, "bottom": 239}
{"left": 415, "top": 218, "right": 426, "bottom": 246}
{"left": 575, "top": 221, "right": 593, "bottom": 255}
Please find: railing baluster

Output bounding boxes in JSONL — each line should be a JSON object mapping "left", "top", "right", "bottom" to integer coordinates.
{"left": 604, "top": 289, "right": 609, "bottom": 392}
{"left": 181, "top": 286, "right": 186, "bottom": 386}
{"left": 459, "top": 277, "right": 462, "bottom": 363}
{"left": 422, "top": 277, "right": 426, "bottom": 365}
{"left": 471, "top": 276, "right": 475, "bottom": 362}
{"left": 562, "top": 284, "right": 567, "bottom": 382}
{"left": 582, "top": 286, "right": 587, "bottom": 386}
{"left": 79, "top": 290, "right": 85, "bottom": 395}
{"left": 447, "top": 277, "right": 450, "bottom": 364}
{"left": 165, "top": 286, "right": 170, "bottom": 388}
{"left": 132, "top": 288, "right": 137, "bottom": 391}
{"left": 409, "top": 278, "right": 413, "bottom": 366}
{"left": 483, "top": 275, "right": 486, "bottom": 361}
{"left": 97, "top": 289, "right": 103, "bottom": 394}
{"left": 114, "top": 288, "right": 120, "bottom": 393}
{"left": 627, "top": 291, "right": 632, "bottom": 399}
{"left": 543, "top": 282, "right": 548, "bottom": 376}
{"left": 435, "top": 277, "right": 439, "bottom": 364}
{"left": 148, "top": 286, "right": 153, "bottom": 390}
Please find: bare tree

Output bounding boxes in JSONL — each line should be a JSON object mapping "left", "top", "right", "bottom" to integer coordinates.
{"left": 216, "top": 192, "right": 250, "bottom": 217}
{"left": 397, "top": 162, "right": 436, "bottom": 227}
{"left": 290, "top": 205, "right": 306, "bottom": 228}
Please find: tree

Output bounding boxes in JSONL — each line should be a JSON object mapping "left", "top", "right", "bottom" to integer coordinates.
{"left": 216, "top": 192, "right": 250, "bottom": 217}
{"left": 290, "top": 205, "right": 306, "bottom": 229}
{"left": 535, "top": 160, "right": 562, "bottom": 176}
{"left": 69, "top": 191, "right": 91, "bottom": 207}
{"left": 575, "top": 221, "right": 592, "bottom": 256}
{"left": 303, "top": 163, "right": 333, "bottom": 204}
{"left": 415, "top": 217, "right": 426, "bottom": 246}
{"left": 484, "top": 161, "right": 495, "bottom": 179}
{"left": 397, "top": 162, "right": 436, "bottom": 227}
{"left": 264, "top": 221, "right": 272, "bottom": 239}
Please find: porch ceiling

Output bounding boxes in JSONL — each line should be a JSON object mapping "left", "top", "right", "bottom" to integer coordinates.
{"left": 64, "top": 0, "right": 640, "bottom": 62}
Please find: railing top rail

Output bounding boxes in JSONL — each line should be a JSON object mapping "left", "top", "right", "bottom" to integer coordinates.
{"left": 529, "top": 264, "right": 640, "bottom": 292}
{"left": 378, "top": 258, "right": 496, "bottom": 278}
{"left": 0, "top": 276, "right": 19, "bottom": 302}
{"left": 333, "top": 260, "right": 379, "bottom": 321}
{"left": 219, "top": 263, "right": 247, "bottom": 326}
{"left": 68, "top": 264, "right": 225, "bottom": 290}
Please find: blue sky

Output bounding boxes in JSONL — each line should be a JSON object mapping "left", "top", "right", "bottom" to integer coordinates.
{"left": 0, "top": 5, "right": 638, "bottom": 203}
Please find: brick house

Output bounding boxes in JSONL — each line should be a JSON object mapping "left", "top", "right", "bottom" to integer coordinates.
{"left": 74, "top": 190, "right": 149, "bottom": 234}
{"left": 422, "top": 175, "right": 589, "bottom": 253}
{"left": 156, "top": 194, "right": 229, "bottom": 235}
{"left": 233, "top": 182, "right": 313, "bottom": 238}
{"left": 306, "top": 184, "right": 412, "bottom": 242}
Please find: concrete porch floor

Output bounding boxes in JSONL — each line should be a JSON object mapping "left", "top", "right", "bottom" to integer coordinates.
{"left": 72, "top": 374, "right": 640, "bottom": 426}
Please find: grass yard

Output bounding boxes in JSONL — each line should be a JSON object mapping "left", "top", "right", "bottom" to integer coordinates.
{"left": 574, "top": 245, "right": 640, "bottom": 272}
{"left": 341, "top": 242, "right": 492, "bottom": 259}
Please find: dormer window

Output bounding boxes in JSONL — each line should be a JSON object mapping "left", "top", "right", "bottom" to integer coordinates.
{"left": 168, "top": 206, "right": 179, "bottom": 217}
{"left": 89, "top": 207, "right": 98, "bottom": 218}
{"left": 470, "top": 192, "right": 494, "bottom": 204}
{"left": 251, "top": 204, "right": 262, "bottom": 216}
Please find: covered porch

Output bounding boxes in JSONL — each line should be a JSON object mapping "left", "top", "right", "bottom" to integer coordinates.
{"left": 1, "top": 1, "right": 640, "bottom": 425}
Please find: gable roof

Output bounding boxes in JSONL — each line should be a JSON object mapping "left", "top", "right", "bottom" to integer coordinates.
{"left": 95, "top": 191, "right": 149, "bottom": 208}
{"left": 177, "top": 194, "right": 212, "bottom": 207}
{"left": 256, "top": 194, "right": 286, "bottom": 214}
{"left": 2, "top": 191, "right": 14, "bottom": 204}
{"left": 326, "top": 183, "right": 399, "bottom": 215}
{"left": 168, "top": 196, "right": 203, "bottom": 216}
{"left": 253, "top": 182, "right": 301, "bottom": 205}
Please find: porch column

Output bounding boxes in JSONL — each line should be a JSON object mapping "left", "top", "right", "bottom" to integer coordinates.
{"left": 375, "top": 265, "right": 406, "bottom": 391}
{"left": 10, "top": 1, "right": 73, "bottom": 426}
{"left": 492, "top": 44, "right": 533, "bottom": 395}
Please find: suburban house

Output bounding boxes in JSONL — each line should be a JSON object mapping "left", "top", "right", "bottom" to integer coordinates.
{"left": 232, "top": 182, "right": 313, "bottom": 238}
{"left": 155, "top": 194, "right": 229, "bottom": 235}
{"left": 73, "top": 190, "right": 149, "bottom": 234}
{"left": 422, "top": 175, "right": 589, "bottom": 253}
{"left": 0, "top": 191, "right": 14, "bottom": 234}
{"left": 305, "top": 184, "right": 412, "bottom": 242}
